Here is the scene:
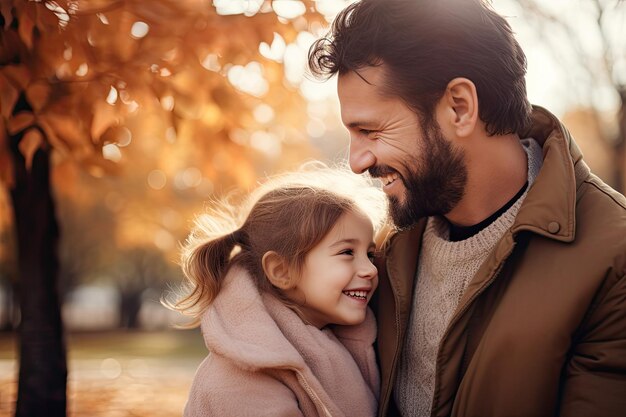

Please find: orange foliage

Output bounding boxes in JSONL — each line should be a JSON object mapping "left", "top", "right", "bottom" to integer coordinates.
{"left": 0, "top": 0, "right": 325, "bottom": 190}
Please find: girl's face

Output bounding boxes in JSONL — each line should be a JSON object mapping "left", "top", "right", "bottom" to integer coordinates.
{"left": 286, "top": 210, "right": 378, "bottom": 328}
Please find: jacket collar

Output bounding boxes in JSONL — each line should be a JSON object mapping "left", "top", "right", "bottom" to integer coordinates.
{"left": 382, "top": 221, "right": 426, "bottom": 316}
{"left": 511, "top": 105, "right": 587, "bottom": 242}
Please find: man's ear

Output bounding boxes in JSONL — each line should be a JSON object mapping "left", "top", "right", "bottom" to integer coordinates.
{"left": 441, "top": 77, "right": 479, "bottom": 138}
{"left": 262, "top": 251, "right": 292, "bottom": 290}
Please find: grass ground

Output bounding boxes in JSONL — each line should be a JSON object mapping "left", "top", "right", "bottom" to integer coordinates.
{"left": 0, "top": 329, "right": 207, "bottom": 417}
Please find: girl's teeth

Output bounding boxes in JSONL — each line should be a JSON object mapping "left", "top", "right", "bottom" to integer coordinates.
{"left": 343, "top": 290, "right": 367, "bottom": 299}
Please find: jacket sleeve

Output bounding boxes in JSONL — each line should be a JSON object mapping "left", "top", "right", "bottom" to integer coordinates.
{"left": 559, "top": 269, "right": 626, "bottom": 416}
{"left": 184, "top": 355, "right": 305, "bottom": 417}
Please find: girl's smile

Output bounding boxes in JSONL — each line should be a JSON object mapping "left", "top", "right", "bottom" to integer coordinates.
{"left": 285, "top": 209, "right": 378, "bottom": 329}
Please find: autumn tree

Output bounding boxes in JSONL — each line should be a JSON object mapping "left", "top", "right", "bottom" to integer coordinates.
{"left": 0, "top": 0, "right": 323, "bottom": 415}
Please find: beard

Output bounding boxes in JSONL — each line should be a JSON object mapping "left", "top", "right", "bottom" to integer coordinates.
{"left": 372, "top": 120, "right": 467, "bottom": 230}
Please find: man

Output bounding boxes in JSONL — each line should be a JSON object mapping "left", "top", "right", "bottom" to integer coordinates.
{"left": 308, "top": 0, "right": 626, "bottom": 416}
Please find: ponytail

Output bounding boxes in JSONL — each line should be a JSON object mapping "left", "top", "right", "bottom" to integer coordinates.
{"left": 164, "top": 228, "right": 244, "bottom": 327}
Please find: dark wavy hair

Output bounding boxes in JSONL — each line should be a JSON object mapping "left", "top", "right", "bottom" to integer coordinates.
{"left": 308, "top": 0, "right": 532, "bottom": 135}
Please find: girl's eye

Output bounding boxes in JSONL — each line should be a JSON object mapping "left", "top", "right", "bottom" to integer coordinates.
{"left": 339, "top": 249, "right": 354, "bottom": 256}
{"left": 367, "top": 251, "right": 376, "bottom": 261}
{"left": 359, "top": 129, "right": 373, "bottom": 135}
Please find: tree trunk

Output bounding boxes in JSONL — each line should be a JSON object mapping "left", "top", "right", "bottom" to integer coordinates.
{"left": 0, "top": 280, "right": 17, "bottom": 331}
{"left": 119, "top": 289, "right": 142, "bottom": 329}
{"left": 9, "top": 128, "right": 67, "bottom": 417}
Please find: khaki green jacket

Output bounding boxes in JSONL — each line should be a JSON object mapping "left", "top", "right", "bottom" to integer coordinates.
{"left": 375, "top": 107, "right": 626, "bottom": 417}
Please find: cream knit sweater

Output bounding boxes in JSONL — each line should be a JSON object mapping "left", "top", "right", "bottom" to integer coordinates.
{"left": 395, "top": 139, "right": 544, "bottom": 417}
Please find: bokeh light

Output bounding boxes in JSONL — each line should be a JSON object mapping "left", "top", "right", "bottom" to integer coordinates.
{"left": 102, "top": 144, "right": 122, "bottom": 162}
{"left": 147, "top": 170, "right": 167, "bottom": 190}
{"left": 130, "top": 22, "right": 150, "bottom": 39}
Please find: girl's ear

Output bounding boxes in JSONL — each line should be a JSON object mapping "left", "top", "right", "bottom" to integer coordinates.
{"left": 262, "top": 251, "right": 292, "bottom": 289}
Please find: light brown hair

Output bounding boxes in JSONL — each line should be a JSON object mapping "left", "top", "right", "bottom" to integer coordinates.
{"left": 165, "top": 164, "right": 388, "bottom": 327}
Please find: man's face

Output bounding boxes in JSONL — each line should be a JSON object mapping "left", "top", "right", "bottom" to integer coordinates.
{"left": 337, "top": 66, "right": 467, "bottom": 229}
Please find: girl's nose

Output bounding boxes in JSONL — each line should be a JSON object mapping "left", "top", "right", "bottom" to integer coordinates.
{"left": 358, "top": 259, "right": 378, "bottom": 280}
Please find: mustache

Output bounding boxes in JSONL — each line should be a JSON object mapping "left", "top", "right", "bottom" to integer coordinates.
{"left": 368, "top": 165, "right": 398, "bottom": 179}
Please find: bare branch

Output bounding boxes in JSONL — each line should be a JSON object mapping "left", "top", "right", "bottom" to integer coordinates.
{"left": 591, "top": 0, "right": 616, "bottom": 84}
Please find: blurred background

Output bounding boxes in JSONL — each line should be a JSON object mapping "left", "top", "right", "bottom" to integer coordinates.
{"left": 0, "top": 0, "right": 624, "bottom": 416}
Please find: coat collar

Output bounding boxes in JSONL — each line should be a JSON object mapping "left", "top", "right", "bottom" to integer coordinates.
{"left": 511, "top": 105, "right": 587, "bottom": 242}
{"left": 382, "top": 221, "right": 426, "bottom": 318}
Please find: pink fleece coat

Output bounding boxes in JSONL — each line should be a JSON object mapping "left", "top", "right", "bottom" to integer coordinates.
{"left": 184, "top": 266, "right": 380, "bottom": 417}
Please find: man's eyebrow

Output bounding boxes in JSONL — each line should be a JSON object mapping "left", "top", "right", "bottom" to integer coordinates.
{"left": 346, "top": 121, "right": 378, "bottom": 129}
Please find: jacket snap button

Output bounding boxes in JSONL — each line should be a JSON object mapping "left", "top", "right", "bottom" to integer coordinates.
{"left": 548, "top": 221, "right": 560, "bottom": 234}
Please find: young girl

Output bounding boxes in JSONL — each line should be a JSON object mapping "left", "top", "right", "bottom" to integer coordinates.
{"left": 170, "top": 166, "right": 387, "bottom": 417}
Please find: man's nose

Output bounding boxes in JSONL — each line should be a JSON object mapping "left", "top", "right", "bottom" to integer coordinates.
{"left": 349, "top": 137, "right": 376, "bottom": 174}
